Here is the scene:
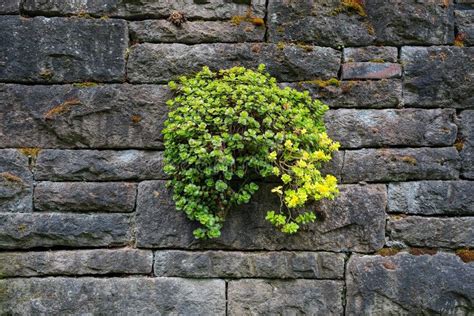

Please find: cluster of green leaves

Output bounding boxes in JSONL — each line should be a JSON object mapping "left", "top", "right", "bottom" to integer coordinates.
{"left": 163, "top": 65, "right": 340, "bottom": 239}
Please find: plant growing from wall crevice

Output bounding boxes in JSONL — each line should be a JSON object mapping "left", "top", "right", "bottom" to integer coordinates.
{"left": 163, "top": 65, "right": 340, "bottom": 239}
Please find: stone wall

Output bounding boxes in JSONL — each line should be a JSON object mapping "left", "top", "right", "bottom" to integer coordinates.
{"left": 0, "top": 0, "right": 473, "bottom": 314}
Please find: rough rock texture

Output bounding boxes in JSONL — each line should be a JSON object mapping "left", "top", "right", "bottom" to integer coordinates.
{"left": 0, "top": 0, "right": 19, "bottom": 14}
{"left": 0, "top": 16, "right": 128, "bottom": 83}
{"left": 0, "top": 84, "right": 171, "bottom": 149}
{"left": 136, "top": 181, "right": 386, "bottom": 252}
{"left": 342, "top": 62, "right": 402, "bottom": 80}
{"left": 346, "top": 253, "right": 474, "bottom": 315}
{"left": 35, "top": 149, "right": 165, "bottom": 181}
{"left": 127, "top": 43, "right": 341, "bottom": 83}
{"left": 0, "top": 213, "right": 131, "bottom": 249}
{"left": 34, "top": 182, "right": 137, "bottom": 212}
{"left": 388, "top": 181, "right": 474, "bottom": 215}
{"left": 343, "top": 46, "right": 398, "bottom": 62}
{"left": 325, "top": 109, "right": 457, "bottom": 148}
{"left": 342, "top": 148, "right": 460, "bottom": 183}
{"left": 458, "top": 110, "right": 474, "bottom": 178}
{"left": 228, "top": 279, "right": 344, "bottom": 315}
{"left": 0, "top": 277, "right": 226, "bottom": 315}
{"left": 0, "top": 249, "right": 152, "bottom": 277}
{"left": 402, "top": 46, "right": 474, "bottom": 108}
{"left": 154, "top": 250, "right": 345, "bottom": 279}
{"left": 387, "top": 216, "right": 474, "bottom": 248}
{"left": 455, "top": 10, "right": 474, "bottom": 46}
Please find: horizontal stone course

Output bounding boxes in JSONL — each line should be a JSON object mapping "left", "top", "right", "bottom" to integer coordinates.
{"left": 458, "top": 110, "right": 474, "bottom": 179}
{"left": 0, "top": 213, "right": 131, "bottom": 249}
{"left": 341, "top": 62, "right": 402, "bottom": 80}
{"left": 127, "top": 43, "right": 341, "bottom": 83}
{"left": 34, "top": 182, "right": 137, "bottom": 212}
{"left": 325, "top": 109, "right": 457, "bottom": 148}
{"left": 346, "top": 253, "right": 474, "bottom": 315}
{"left": 343, "top": 46, "right": 398, "bottom": 62}
{"left": 455, "top": 10, "right": 474, "bottom": 46}
{"left": 0, "top": 84, "right": 171, "bottom": 149}
{"left": 0, "top": 249, "right": 152, "bottom": 277}
{"left": 0, "top": 277, "right": 226, "bottom": 315}
{"left": 154, "top": 250, "right": 345, "bottom": 279}
{"left": 0, "top": 16, "right": 128, "bottom": 83}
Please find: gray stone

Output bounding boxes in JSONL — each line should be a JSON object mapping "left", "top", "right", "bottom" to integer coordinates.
{"left": 35, "top": 149, "right": 165, "bottom": 181}
{"left": 127, "top": 43, "right": 341, "bottom": 83}
{"left": 0, "top": 249, "right": 152, "bottom": 277}
{"left": 402, "top": 46, "right": 474, "bottom": 108}
{"left": 154, "top": 250, "right": 345, "bottom": 279}
{"left": 136, "top": 181, "right": 386, "bottom": 252}
{"left": 456, "top": 10, "right": 474, "bottom": 46}
{"left": 22, "top": 0, "right": 266, "bottom": 20}
{"left": 342, "top": 148, "right": 460, "bottom": 183}
{"left": 388, "top": 180, "right": 474, "bottom": 215}
{"left": 0, "top": 84, "right": 171, "bottom": 149}
{"left": 34, "top": 182, "right": 137, "bottom": 212}
{"left": 343, "top": 46, "right": 398, "bottom": 62}
{"left": 0, "top": 0, "right": 19, "bottom": 14}
{"left": 0, "top": 277, "right": 225, "bottom": 315}
{"left": 341, "top": 62, "right": 402, "bottom": 80}
{"left": 387, "top": 216, "right": 474, "bottom": 248}
{"left": 0, "top": 149, "right": 32, "bottom": 212}
{"left": 325, "top": 109, "right": 457, "bottom": 149}
{"left": 458, "top": 110, "right": 474, "bottom": 178}
{"left": 0, "top": 213, "right": 131, "bottom": 249}
{"left": 130, "top": 20, "right": 265, "bottom": 44}
{"left": 346, "top": 253, "right": 474, "bottom": 315}
{"left": 228, "top": 279, "right": 344, "bottom": 315}
{"left": 0, "top": 16, "right": 127, "bottom": 83}
{"left": 320, "top": 150, "right": 344, "bottom": 181}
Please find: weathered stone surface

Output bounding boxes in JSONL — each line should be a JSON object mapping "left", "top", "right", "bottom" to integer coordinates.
{"left": 35, "top": 149, "right": 165, "bottom": 181}
{"left": 285, "top": 79, "right": 402, "bottom": 108}
{"left": 34, "top": 182, "right": 137, "bottom": 212}
{"left": 127, "top": 43, "right": 341, "bottom": 83}
{"left": 387, "top": 216, "right": 474, "bottom": 248}
{"left": 228, "top": 279, "right": 344, "bottom": 315}
{"left": 325, "top": 109, "right": 457, "bottom": 148}
{"left": 22, "top": 0, "right": 265, "bottom": 19}
{"left": 402, "top": 46, "right": 474, "bottom": 108}
{"left": 0, "top": 149, "right": 32, "bottom": 212}
{"left": 0, "top": 16, "right": 127, "bottom": 83}
{"left": 0, "top": 249, "right": 152, "bottom": 277}
{"left": 456, "top": 10, "right": 474, "bottom": 46}
{"left": 0, "top": 84, "right": 170, "bottom": 149}
{"left": 154, "top": 250, "right": 345, "bottom": 279}
{"left": 388, "top": 180, "right": 474, "bottom": 215}
{"left": 342, "top": 148, "right": 460, "bottom": 183}
{"left": 0, "top": 277, "right": 226, "bottom": 315}
{"left": 320, "top": 150, "right": 344, "bottom": 181}
{"left": 130, "top": 20, "right": 265, "bottom": 44}
{"left": 344, "top": 46, "right": 398, "bottom": 62}
{"left": 458, "top": 110, "right": 474, "bottom": 179}
{"left": 0, "top": 213, "right": 131, "bottom": 249}
{"left": 0, "top": 0, "right": 19, "bottom": 14}
{"left": 136, "top": 181, "right": 386, "bottom": 252}
{"left": 346, "top": 253, "right": 474, "bottom": 315}
{"left": 342, "top": 62, "right": 402, "bottom": 80}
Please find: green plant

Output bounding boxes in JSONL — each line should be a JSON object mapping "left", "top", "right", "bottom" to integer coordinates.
{"left": 163, "top": 65, "right": 340, "bottom": 239}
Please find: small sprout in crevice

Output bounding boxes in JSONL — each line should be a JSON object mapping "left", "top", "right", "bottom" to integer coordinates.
{"left": 74, "top": 10, "right": 93, "bottom": 19}
{"left": 296, "top": 42, "right": 314, "bottom": 52}
{"left": 39, "top": 68, "right": 54, "bottom": 80}
{"left": 377, "top": 248, "right": 401, "bottom": 257}
{"left": 303, "top": 78, "right": 341, "bottom": 88}
{"left": 168, "top": 11, "right": 187, "bottom": 27}
{"left": 44, "top": 98, "right": 82, "bottom": 120}
{"left": 230, "top": 8, "right": 265, "bottom": 27}
{"left": 456, "top": 249, "right": 474, "bottom": 263}
{"left": 277, "top": 41, "right": 286, "bottom": 50}
{"left": 454, "top": 33, "right": 466, "bottom": 47}
{"left": 409, "top": 247, "right": 437, "bottom": 256}
{"left": 454, "top": 136, "right": 465, "bottom": 151}
{"left": 19, "top": 148, "right": 41, "bottom": 167}
{"left": 131, "top": 114, "right": 142, "bottom": 123}
{"left": 100, "top": 15, "right": 110, "bottom": 20}
{"left": 369, "top": 58, "right": 385, "bottom": 63}
{"left": 341, "top": 0, "right": 366, "bottom": 17}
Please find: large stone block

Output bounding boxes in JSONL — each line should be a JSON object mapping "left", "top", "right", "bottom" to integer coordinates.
{"left": 127, "top": 43, "right": 341, "bottom": 83}
{"left": 0, "top": 277, "right": 225, "bottom": 315}
{"left": 130, "top": 20, "right": 265, "bottom": 44}
{"left": 455, "top": 10, "right": 474, "bottom": 46}
{"left": 136, "top": 181, "right": 386, "bottom": 252}
{"left": 0, "top": 16, "right": 127, "bottom": 83}
{"left": 402, "top": 46, "right": 474, "bottom": 108}
{"left": 387, "top": 216, "right": 474, "bottom": 248}
{"left": 341, "top": 62, "right": 402, "bottom": 80}
{"left": 34, "top": 182, "right": 137, "bottom": 212}
{"left": 388, "top": 181, "right": 474, "bottom": 215}
{"left": 22, "top": 0, "right": 265, "bottom": 20}
{"left": 0, "top": 213, "right": 131, "bottom": 249}
{"left": 346, "top": 253, "right": 474, "bottom": 315}
{"left": 154, "top": 250, "right": 345, "bottom": 279}
{"left": 458, "top": 110, "right": 474, "bottom": 179}
{"left": 228, "top": 279, "right": 344, "bottom": 315}
{"left": 0, "top": 84, "right": 170, "bottom": 149}
{"left": 325, "top": 109, "right": 457, "bottom": 149}
{"left": 0, "top": 249, "right": 152, "bottom": 277}
{"left": 35, "top": 149, "right": 165, "bottom": 181}
{"left": 342, "top": 148, "right": 460, "bottom": 183}
{"left": 0, "top": 149, "right": 32, "bottom": 212}
{"left": 0, "top": 0, "right": 19, "bottom": 13}
{"left": 343, "top": 46, "right": 398, "bottom": 62}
